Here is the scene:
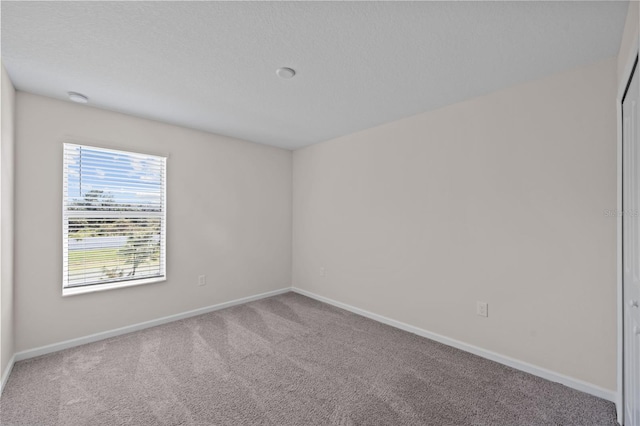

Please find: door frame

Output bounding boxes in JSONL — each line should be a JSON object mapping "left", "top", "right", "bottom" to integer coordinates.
{"left": 618, "top": 39, "right": 640, "bottom": 425}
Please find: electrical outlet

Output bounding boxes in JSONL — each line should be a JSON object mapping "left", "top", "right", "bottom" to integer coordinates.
{"left": 476, "top": 301, "right": 488, "bottom": 317}
{"left": 198, "top": 275, "right": 206, "bottom": 286}
{"left": 319, "top": 267, "right": 326, "bottom": 277}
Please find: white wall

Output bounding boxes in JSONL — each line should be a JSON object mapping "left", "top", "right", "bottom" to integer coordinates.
{"left": 618, "top": 0, "right": 639, "bottom": 83}
{"left": 1, "top": 64, "right": 16, "bottom": 379}
{"left": 293, "top": 57, "right": 618, "bottom": 390}
{"left": 14, "top": 93, "right": 292, "bottom": 352}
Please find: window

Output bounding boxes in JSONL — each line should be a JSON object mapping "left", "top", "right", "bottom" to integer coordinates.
{"left": 63, "top": 143, "right": 166, "bottom": 295}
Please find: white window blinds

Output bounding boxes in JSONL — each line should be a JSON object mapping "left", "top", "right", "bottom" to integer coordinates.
{"left": 63, "top": 143, "right": 166, "bottom": 291}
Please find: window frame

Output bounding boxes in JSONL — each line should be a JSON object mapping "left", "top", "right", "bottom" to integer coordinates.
{"left": 62, "top": 142, "right": 167, "bottom": 296}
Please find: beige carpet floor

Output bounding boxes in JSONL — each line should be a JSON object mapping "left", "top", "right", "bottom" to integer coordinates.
{"left": 0, "top": 292, "right": 617, "bottom": 425}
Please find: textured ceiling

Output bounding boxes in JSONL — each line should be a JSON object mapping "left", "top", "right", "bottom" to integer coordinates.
{"left": 1, "top": 1, "right": 629, "bottom": 150}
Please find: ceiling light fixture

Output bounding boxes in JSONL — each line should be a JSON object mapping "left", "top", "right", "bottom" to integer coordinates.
{"left": 68, "top": 92, "right": 88, "bottom": 103}
{"left": 276, "top": 67, "right": 296, "bottom": 79}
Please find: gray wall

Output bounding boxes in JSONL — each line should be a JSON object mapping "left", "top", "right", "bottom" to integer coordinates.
{"left": 1, "top": 64, "right": 16, "bottom": 380}
{"left": 14, "top": 93, "right": 292, "bottom": 352}
{"left": 617, "top": 0, "right": 639, "bottom": 82}
{"left": 293, "top": 57, "right": 618, "bottom": 390}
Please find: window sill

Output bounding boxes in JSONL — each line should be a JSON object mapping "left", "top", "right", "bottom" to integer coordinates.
{"left": 62, "top": 276, "right": 166, "bottom": 297}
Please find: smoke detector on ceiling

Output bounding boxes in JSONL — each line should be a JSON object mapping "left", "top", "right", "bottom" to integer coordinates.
{"left": 276, "top": 67, "right": 296, "bottom": 79}
{"left": 68, "top": 92, "right": 88, "bottom": 103}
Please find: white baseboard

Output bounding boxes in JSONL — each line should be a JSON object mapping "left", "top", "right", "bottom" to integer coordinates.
{"left": 7, "top": 285, "right": 617, "bottom": 406}
{"left": 0, "top": 354, "right": 16, "bottom": 396}
{"left": 292, "top": 287, "right": 617, "bottom": 403}
{"left": 14, "top": 287, "right": 291, "bottom": 363}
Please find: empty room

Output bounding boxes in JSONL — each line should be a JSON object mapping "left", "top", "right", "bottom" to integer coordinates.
{"left": 0, "top": 1, "right": 638, "bottom": 425}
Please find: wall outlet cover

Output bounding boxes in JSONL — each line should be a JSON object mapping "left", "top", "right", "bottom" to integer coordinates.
{"left": 477, "top": 301, "right": 488, "bottom": 317}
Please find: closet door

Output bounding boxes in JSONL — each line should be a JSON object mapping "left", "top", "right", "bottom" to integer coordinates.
{"left": 623, "top": 58, "right": 640, "bottom": 426}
